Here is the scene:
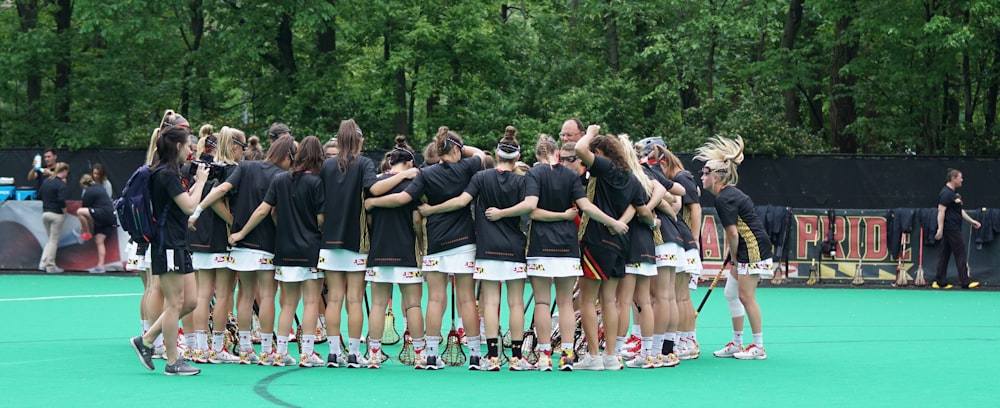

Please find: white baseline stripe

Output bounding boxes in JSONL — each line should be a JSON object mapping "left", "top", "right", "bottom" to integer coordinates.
{"left": 0, "top": 293, "right": 143, "bottom": 302}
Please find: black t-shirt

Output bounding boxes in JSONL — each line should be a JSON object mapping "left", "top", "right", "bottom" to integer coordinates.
{"left": 714, "top": 186, "right": 773, "bottom": 262}
{"left": 674, "top": 170, "right": 700, "bottom": 225}
{"left": 404, "top": 156, "right": 482, "bottom": 254}
{"left": 39, "top": 177, "right": 66, "bottom": 214}
{"left": 643, "top": 164, "right": 683, "bottom": 246}
{"left": 225, "top": 161, "right": 284, "bottom": 252}
{"left": 151, "top": 168, "right": 190, "bottom": 250}
{"left": 186, "top": 164, "right": 236, "bottom": 253}
{"left": 263, "top": 171, "right": 324, "bottom": 267}
{"left": 465, "top": 169, "right": 526, "bottom": 262}
{"left": 82, "top": 184, "right": 115, "bottom": 226}
{"left": 319, "top": 156, "right": 378, "bottom": 251}
{"left": 938, "top": 185, "right": 964, "bottom": 231}
{"left": 581, "top": 156, "right": 647, "bottom": 254}
{"left": 524, "top": 164, "right": 585, "bottom": 259}
{"left": 368, "top": 174, "right": 419, "bottom": 267}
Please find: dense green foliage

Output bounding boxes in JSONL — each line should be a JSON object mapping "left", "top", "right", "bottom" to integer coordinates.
{"left": 2, "top": 0, "right": 999, "bottom": 157}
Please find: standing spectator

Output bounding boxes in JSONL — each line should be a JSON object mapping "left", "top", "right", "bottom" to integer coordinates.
{"left": 91, "top": 163, "right": 113, "bottom": 198}
{"left": 27, "top": 148, "right": 58, "bottom": 193}
{"left": 76, "top": 174, "right": 115, "bottom": 273}
{"left": 934, "top": 168, "right": 981, "bottom": 289}
{"left": 38, "top": 162, "right": 69, "bottom": 273}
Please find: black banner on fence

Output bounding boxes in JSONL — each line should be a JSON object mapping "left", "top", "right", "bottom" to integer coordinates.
{"left": 701, "top": 208, "right": 999, "bottom": 285}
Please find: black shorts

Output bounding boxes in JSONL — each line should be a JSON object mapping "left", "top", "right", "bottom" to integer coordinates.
{"left": 581, "top": 243, "right": 625, "bottom": 280}
{"left": 93, "top": 223, "right": 115, "bottom": 238}
{"left": 151, "top": 248, "right": 195, "bottom": 276}
{"left": 89, "top": 207, "right": 116, "bottom": 226}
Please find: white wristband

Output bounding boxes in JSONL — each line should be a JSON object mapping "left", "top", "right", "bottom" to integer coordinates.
{"left": 191, "top": 206, "right": 204, "bottom": 218}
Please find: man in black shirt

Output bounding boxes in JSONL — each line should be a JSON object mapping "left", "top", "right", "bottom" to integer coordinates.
{"left": 933, "top": 169, "right": 981, "bottom": 289}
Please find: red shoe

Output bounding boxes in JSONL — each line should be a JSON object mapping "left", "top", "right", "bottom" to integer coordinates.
{"left": 81, "top": 232, "right": 93, "bottom": 241}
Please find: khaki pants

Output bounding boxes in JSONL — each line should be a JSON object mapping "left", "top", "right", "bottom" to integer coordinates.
{"left": 40, "top": 212, "right": 65, "bottom": 269}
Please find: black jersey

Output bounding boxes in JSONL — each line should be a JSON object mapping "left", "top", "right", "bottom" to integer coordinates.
{"left": 642, "top": 164, "right": 683, "bottom": 246}
{"left": 465, "top": 169, "right": 526, "bottom": 262}
{"left": 674, "top": 170, "right": 700, "bottom": 225}
{"left": 368, "top": 174, "right": 419, "bottom": 267}
{"left": 524, "top": 164, "right": 585, "bottom": 259}
{"left": 319, "top": 156, "right": 378, "bottom": 252}
{"left": 404, "top": 156, "right": 481, "bottom": 254}
{"left": 82, "top": 184, "right": 115, "bottom": 227}
{"left": 938, "top": 185, "right": 964, "bottom": 231}
{"left": 582, "top": 156, "right": 647, "bottom": 254}
{"left": 39, "top": 177, "right": 66, "bottom": 213}
{"left": 264, "top": 171, "right": 324, "bottom": 267}
{"left": 151, "top": 168, "right": 190, "bottom": 250}
{"left": 225, "top": 161, "right": 283, "bottom": 252}
{"left": 714, "top": 186, "right": 773, "bottom": 262}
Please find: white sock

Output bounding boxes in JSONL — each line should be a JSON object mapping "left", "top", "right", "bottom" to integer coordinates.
{"left": 468, "top": 336, "right": 482, "bottom": 357}
{"left": 641, "top": 337, "right": 653, "bottom": 357}
{"left": 195, "top": 331, "right": 208, "bottom": 350}
{"left": 615, "top": 336, "right": 626, "bottom": 354}
{"left": 141, "top": 320, "right": 150, "bottom": 332}
{"left": 348, "top": 338, "right": 361, "bottom": 355}
{"left": 212, "top": 331, "right": 225, "bottom": 352}
{"left": 261, "top": 333, "right": 273, "bottom": 353}
{"left": 153, "top": 333, "right": 164, "bottom": 349}
{"left": 413, "top": 337, "right": 426, "bottom": 353}
{"left": 369, "top": 339, "right": 382, "bottom": 353}
{"left": 690, "top": 330, "right": 698, "bottom": 343}
{"left": 239, "top": 330, "right": 252, "bottom": 352}
{"left": 539, "top": 343, "right": 552, "bottom": 353}
{"left": 665, "top": 332, "right": 678, "bottom": 343}
{"left": 184, "top": 333, "right": 196, "bottom": 349}
{"left": 427, "top": 336, "right": 441, "bottom": 357}
{"left": 733, "top": 330, "right": 744, "bottom": 345}
{"left": 329, "top": 336, "right": 341, "bottom": 356}
{"left": 301, "top": 334, "right": 315, "bottom": 355}
{"left": 631, "top": 324, "right": 641, "bottom": 336}
{"left": 652, "top": 334, "right": 664, "bottom": 355}
{"left": 561, "top": 342, "right": 573, "bottom": 354}
{"left": 276, "top": 335, "right": 288, "bottom": 355}
{"left": 752, "top": 332, "right": 763, "bottom": 347}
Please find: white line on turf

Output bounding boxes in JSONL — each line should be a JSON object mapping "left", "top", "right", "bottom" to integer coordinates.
{"left": 0, "top": 293, "right": 143, "bottom": 302}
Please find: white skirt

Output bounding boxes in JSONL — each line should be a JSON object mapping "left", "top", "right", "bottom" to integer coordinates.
{"left": 526, "top": 257, "right": 583, "bottom": 278}
{"left": 275, "top": 266, "right": 324, "bottom": 282}
{"left": 677, "top": 248, "right": 703, "bottom": 275}
{"left": 125, "top": 242, "right": 151, "bottom": 271}
{"left": 228, "top": 247, "right": 275, "bottom": 272}
{"left": 655, "top": 242, "right": 683, "bottom": 267}
{"left": 192, "top": 252, "right": 230, "bottom": 270}
{"left": 626, "top": 262, "right": 658, "bottom": 277}
{"left": 318, "top": 249, "right": 368, "bottom": 272}
{"left": 474, "top": 259, "right": 527, "bottom": 282}
{"left": 366, "top": 266, "right": 424, "bottom": 284}
{"left": 422, "top": 244, "right": 476, "bottom": 274}
{"left": 737, "top": 258, "right": 774, "bottom": 278}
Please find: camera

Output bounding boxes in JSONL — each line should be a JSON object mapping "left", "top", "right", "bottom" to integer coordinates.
{"left": 189, "top": 155, "right": 230, "bottom": 181}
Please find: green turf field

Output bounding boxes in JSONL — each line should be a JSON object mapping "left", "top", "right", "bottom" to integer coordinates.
{"left": 0, "top": 274, "right": 997, "bottom": 407}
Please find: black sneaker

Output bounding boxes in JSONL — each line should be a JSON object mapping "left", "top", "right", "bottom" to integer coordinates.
{"left": 347, "top": 354, "right": 361, "bottom": 368}
{"left": 425, "top": 355, "right": 441, "bottom": 370}
{"left": 130, "top": 336, "right": 155, "bottom": 371}
{"left": 326, "top": 353, "right": 343, "bottom": 368}
{"left": 468, "top": 355, "right": 482, "bottom": 371}
{"left": 164, "top": 359, "right": 201, "bottom": 376}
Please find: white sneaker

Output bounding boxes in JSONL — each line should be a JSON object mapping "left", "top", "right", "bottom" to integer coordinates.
{"left": 687, "top": 339, "right": 701, "bottom": 359}
{"left": 536, "top": 352, "right": 553, "bottom": 372}
{"left": 733, "top": 344, "right": 767, "bottom": 360}
{"left": 239, "top": 350, "right": 259, "bottom": 365}
{"left": 508, "top": 356, "right": 535, "bottom": 371}
{"left": 153, "top": 345, "right": 167, "bottom": 360}
{"left": 273, "top": 353, "right": 297, "bottom": 367}
{"left": 209, "top": 349, "right": 240, "bottom": 364}
{"left": 602, "top": 355, "right": 622, "bottom": 371}
{"left": 574, "top": 354, "right": 605, "bottom": 371}
{"left": 713, "top": 342, "right": 743, "bottom": 358}
{"left": 659, "top": 353, "right": 680, "bottom": 368}
{"left": 299, "top": 352, "right": 325, "bottom": 367}
{"left": 675, "top": 342, "right": 692, "bottom": 360}
{"left": 624, "top": 355, "right": 647, "bottom": 368}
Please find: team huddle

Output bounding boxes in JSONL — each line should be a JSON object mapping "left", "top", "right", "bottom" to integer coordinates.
{"left": 128, "top": 113, "right": 773, "bottom": 376}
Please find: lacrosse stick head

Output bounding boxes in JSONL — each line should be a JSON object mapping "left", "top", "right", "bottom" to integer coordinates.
{"left": 441, "top": 329, "right": 467, "bottom": 366}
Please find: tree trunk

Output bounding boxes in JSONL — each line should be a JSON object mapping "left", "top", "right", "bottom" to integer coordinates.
{"left": 942, "top": 75, "right": 961, "bottom": 153}
{"left": 276, "top": 13, "right": 297, "bottom": 84}
{"left": 829, "top": 12, "right": 858, "bottom": 153}
{"left": 16, "top": 1, "right": 41, "bottom": 112}
{"left": 985, "top": 33, "right": 1000, "bottom": 134}
{"left": 384, "top": 32, "right": 408, "bottom": 137}
{"left": 706, "top": 33, "right": 716, "bottom": 100}
{"left": 54, "top": 0, "right": 72, "bottom": 125}
{"left": 781, "top": 0, "right": 804, "bottom": 127}
{"left": 604, "top": 3, "right": 619, "bottom": 73}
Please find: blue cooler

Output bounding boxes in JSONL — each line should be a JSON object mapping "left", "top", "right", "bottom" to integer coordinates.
{"left": 0, "top": 186, "right": 13, "bottom": 200}
{"left": 15, "top": 188, "right": 36, "bottom": 201}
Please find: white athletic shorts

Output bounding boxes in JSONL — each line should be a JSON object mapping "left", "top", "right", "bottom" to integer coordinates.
{"left": 473, "top": 259, "right": 527, "bottom": 282}
{"left": 125, "top": 242, "right": 151, "bottom": 271}
{"left": 366, "top": 266, "right": 424, "bottom": 284}
{"left": 275, "top": 266, "right": 324, "bottom": 282}
{"left": 737, "top": 258, "right": 774, "bottom": 278}
{"left": 526, "top": 257, "right": 583, "bottom": 278}
{"left": 626, "top": 262, "right": 658, "bottom": 277}
{"left": 318, "top": 249, "right": 368, "bottom": 272}
{"left": 655, "top": 242, "right": 683, "bottom": 267}
{"left": 228, "top": 247, "right": 275, "bottom": 272}
{"left": 191, "top": 252, "right": 230, "bottom": 270}
{"left": 422, "top": 244, "right": 476, "bottom": 274}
